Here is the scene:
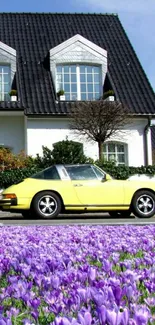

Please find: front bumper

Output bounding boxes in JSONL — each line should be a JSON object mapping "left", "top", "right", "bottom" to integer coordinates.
{"left": 0, "top": 198, "right": 17, "bottom": 210}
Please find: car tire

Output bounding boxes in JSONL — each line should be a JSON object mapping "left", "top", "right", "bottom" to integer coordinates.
{"left": 132, "top": 190, "right": 155, "bottom": 218}
{"left": 109, "top": 210, "right": 131, "bottom": 218}
{"left": 32, "top": 191, "right": 62, "bottom": 219}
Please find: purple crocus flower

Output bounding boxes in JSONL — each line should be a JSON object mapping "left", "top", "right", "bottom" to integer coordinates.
{"left": 134, "top": 306, "right": 150, "bottom": 325}
{"left": 88, "top": 267, "right": 96, "bottom": 281}
{"left": 78, "top": 311, "right": 92, "bottom": 325}
{"left": 97, "top": 305, "right": 106, "bottom": 325}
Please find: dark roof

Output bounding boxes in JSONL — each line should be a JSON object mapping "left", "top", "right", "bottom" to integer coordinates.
{"left": 0, "top": 12, "right": 155, "bottom": 115}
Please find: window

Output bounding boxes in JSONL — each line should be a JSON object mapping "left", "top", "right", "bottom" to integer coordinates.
{"left": 103, "top": 142, "right": 128, "bottom": 166}
{"left": 0, "top": 65, "right": 10, "bottom": 101}
{"left": 30, "top": 166, "right": 60, "bottom": 180}
{"left": 66, "top": 165, "right": 98, "bottom": 180}
{"left": 56, "top": 65, "right": 101, "bottom": 101}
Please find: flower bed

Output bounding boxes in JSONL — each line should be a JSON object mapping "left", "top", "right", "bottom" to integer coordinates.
{"left": 0, "top": 225, "right": 155, "bottom": 325}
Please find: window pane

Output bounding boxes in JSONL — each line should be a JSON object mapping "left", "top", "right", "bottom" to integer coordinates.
{"left": 94, "top": 67, "right": 100, "bottom": 73}
{"left": 117, "top": 144, "right": 125, "bottom": 153}
{"left": 108, "top": 154, "right": 116, "bottom": 161}
{"left": 4, "top": 93, "right": 9, "bottom": 100}
{"left": 4, "top": 84, "right": 10, "bottom": 92}
{"left": 57, "top": 66, "right": 62, "bottom": 73}
{"left": 87, "top": 66, "right": 93, "bottom": 73}
{"left": 108, "top": 143, "right": 115, "bottom": 152}
{"left": 71, "top": 66, "right": 76, "bottom": 73}
{"left": 71, "top": 93, "right": 77, "bottom": 100}
{"left": 88, "top": 84, "right": 93, "bottom": 92}
{"left": 118, "top": 154, "right": 125, "bottom": 163}
{"left": 66, "top": 166, "right": 97, "bottom": 180}
{"left": 80, "top": 74, "right": 86, "bottom": 82}
{"left": 94, "top": 74, "right": 100, "bottom": 82}
{"left": 64, "top": 84, "right": 70, "bottom": 92}
{"left": 88, "top": 93, "right": 93, "bottom": 100}
{"left": 64, "top": 74, "right": 70, "bottom": 82}
{"left": 81, "top": 84, "right": 86, "bottom": 92}
{"left": 56, "top": 74, "right": 62, "bottom": 82}
{"left": 94, "top": 84, "right": 100, "bottom": 92}
{"left": 71, "top": 74, "right": 76, "bottom": 82}
{"left": 87, "top": 74, "right": 93, "bottom": 82}
{"left": 80, "top": 66, "right": 86, "bottom": 73}
{"left": 64, "top": 66, "right": 70, "bottom": 73}
{"left": 94, "top": 93, "right": 100, "bottom": 100}
{"left": 4, "top": 74, "right": 10, "bottom": 83}
{"left": 65, "top": 94, "right": 70, "bottom": 101}
{"left": 81, "top": 94, "right": 87, "bottom": 100}
{"left": 71, "top": 84, "right": 77, "bottom": 92}
{"left": 93, "top": 166, "right": 105, "bottom": 179}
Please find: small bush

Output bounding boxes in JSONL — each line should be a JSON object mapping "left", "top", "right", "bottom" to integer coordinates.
{"left": 0, "top": 148, "right": 34, "bottom": 171}
{"left": 0, "top": 166, "right": 40, "bottom": 189}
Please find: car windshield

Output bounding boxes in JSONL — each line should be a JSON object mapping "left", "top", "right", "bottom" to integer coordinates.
{"left": 30, "top": 166, "right": 60, "bottom": 180}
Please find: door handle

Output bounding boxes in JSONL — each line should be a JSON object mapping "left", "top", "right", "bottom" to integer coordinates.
{"left": 74, "top": 184, "right": 83, "bottom": 187}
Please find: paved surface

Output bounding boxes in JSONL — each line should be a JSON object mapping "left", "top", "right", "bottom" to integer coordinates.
{"left": 0, "top": 211, "right": 155, "bottom": 226}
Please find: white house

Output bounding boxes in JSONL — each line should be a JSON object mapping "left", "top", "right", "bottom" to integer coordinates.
{"left": 0, "top": 12, "right": 155, "bottom": 166}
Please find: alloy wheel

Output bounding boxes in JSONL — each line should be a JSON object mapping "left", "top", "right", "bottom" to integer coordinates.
{"left": 38, "top": 195, "right": 57, "bottom": 217}
{"left": 136, "top": 194, "right": 154, "bottom": 215}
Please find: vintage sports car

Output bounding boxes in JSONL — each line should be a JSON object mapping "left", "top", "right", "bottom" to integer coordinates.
{"left": 0, "top": 164, "right": 155, "bottom": 219}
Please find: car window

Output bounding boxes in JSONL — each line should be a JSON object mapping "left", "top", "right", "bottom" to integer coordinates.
{"left": 31, "top": 166, "right": 60, "bottom": 180}
{"left": 92, "top": 166, "right": 105, "bottom": 179}
{"left": 65, "top": 165, "right": 97, "bottom": 180}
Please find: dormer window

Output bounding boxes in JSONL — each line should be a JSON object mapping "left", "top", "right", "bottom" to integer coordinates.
{"left": 56, "top": 64, "right": 101, "bottom": 101}
{"left": 0, "top": 65, "right": 10, "bottom": 101}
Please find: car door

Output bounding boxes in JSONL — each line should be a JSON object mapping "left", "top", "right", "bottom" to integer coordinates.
{"left": 65, "top": 165, "right": 125, "bottom": 206}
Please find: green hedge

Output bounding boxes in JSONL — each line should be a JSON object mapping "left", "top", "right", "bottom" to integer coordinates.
{"left": 0, "top": 167, "right": 40, "bottom": 189}
{"left": 0, "top": 163, "right": 155, "bottom": 189}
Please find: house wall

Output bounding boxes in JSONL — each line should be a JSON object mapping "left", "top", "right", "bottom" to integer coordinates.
{"left": 0, "top": 116, "right": 24, "bottom": 153}
{"left": 27, "top": 118, "right": 150, "bottom": 166}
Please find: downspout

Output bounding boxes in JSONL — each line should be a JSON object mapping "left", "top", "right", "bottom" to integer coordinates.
{"left": 144, "top": 117, "right": 151, "bottom": 166}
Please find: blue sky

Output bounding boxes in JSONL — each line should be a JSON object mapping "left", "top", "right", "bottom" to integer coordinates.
{"left": 1, "top": 0, "right": 155, "bottom": 90}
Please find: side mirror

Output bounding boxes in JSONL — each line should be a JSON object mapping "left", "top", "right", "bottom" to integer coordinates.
{"left": 105, "top": 173, "right": 111, "bottom": 181}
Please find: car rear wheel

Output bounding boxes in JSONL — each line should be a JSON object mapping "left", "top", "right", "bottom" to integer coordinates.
{"left": 109, "top": 210, "right": 131, "bottom": 218}
{"left": 32, "top": 191, "right": 62, "bottom": 219}
{"left": 132, "top": 190, "right": 155, "bottom": 218}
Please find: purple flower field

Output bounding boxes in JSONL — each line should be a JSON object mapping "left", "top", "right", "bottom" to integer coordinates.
{"left": 0, "top": 225, "right": 155, "bottom": 325}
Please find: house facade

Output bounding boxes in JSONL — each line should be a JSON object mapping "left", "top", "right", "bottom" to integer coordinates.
{"left": 0, "top": 13, "right": 155, "bottom": 166}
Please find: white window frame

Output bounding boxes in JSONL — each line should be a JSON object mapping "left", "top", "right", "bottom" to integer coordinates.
{"left": 56, "top": 64, "right": 101, "bottom": 101}
{"left": 103, "top": 142, "right": 128, "bottom": 166}
{"left": 0, "top": 65, "right": 10, "bottom": 101}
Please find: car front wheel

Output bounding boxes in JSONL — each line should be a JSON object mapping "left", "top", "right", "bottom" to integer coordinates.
{"left": 132, "top": 190, "right": 155, "bottom": 218}
{"left": 32, "top": 191, "right": 62, "bottom": 219}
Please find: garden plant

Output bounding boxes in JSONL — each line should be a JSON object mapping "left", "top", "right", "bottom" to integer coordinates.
{"left": 0, "top": 225, "right": 154, "bottom": 324}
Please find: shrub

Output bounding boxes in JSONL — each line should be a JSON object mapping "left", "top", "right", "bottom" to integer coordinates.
{"left": 0, "top": 148, "right": 34, "bottom": 171}
{"left": 0, "top": 166, "right": 40, "bottom": 189}
{"left": 34, "top": 140, "right": 94, "bottom": 168}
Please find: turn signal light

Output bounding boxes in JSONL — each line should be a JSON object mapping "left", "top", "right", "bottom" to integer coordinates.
{"left": 3, "top": 193, "right": 17, "bottom": 199}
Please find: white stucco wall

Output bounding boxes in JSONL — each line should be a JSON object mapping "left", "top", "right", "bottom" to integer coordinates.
{"left": 0, "top": 115, "right": 24, "bottom": 154}
{"left": 27, "top": 118, "right": 150, "bottom": 166}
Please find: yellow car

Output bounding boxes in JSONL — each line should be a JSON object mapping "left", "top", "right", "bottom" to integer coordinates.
{"left": 0, "top": 164, "right": 155, "bottom": 219}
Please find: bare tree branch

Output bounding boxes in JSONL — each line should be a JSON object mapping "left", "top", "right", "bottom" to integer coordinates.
{"left": 69, "top": 100, "right": 131, "bottom": 159}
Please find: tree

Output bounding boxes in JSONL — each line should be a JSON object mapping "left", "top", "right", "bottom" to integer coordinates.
{"left": 70, "top": 100, "right": 130, "bottom": 160}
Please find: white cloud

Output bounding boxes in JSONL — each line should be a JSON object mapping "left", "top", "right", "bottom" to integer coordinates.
{"left": 79, "top": 0, "right": 155, "bottom": 15}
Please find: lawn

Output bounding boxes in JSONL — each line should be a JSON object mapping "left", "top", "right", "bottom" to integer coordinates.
{"left": 0, "top": 225, "right": 154, "bottom": 325}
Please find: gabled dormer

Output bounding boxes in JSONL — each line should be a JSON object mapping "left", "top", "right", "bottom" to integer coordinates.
{"left": 0, "top": 41, "right": 16, "bottom": 101}
{"left": 50, "top": 34, "right": 107, "bottom": 101}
